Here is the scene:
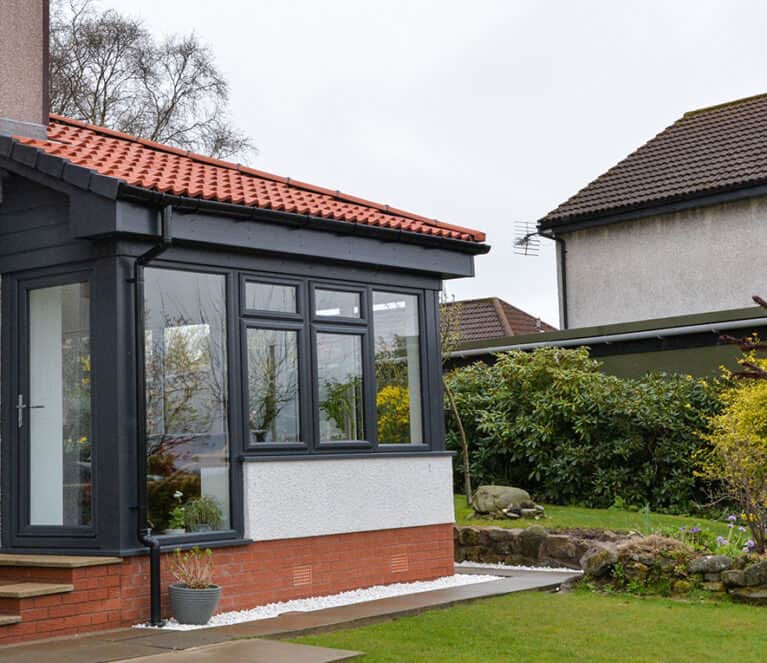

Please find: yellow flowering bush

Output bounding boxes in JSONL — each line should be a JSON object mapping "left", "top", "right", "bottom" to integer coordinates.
{"left": 701, "top": 348, "right": 767, "bottom": 553}
{"left": 376, "top": 385, "right": 411, "bottom": 443}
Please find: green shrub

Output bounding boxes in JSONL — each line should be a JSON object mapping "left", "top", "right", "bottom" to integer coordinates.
{"left": 445, "top": 347, "right": 722, "bottom": 513}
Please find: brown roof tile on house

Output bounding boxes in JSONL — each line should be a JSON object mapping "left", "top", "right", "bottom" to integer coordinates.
{"left": 12, "top": 115, "right": 486, "bottom": 243}
{"left": 443, "top": 297, "right": 556, "bottom": 344}
{"left": 540, "top": 93, "right": 767, "bottom": 227}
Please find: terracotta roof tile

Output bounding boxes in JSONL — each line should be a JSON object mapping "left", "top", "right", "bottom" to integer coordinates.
{"left": 13, "top": 115, "right": 486, "bottom": 243}
{"left": 443, "top": 297, "right": 556, "bottom": 344}
{"left": 540, "top": 93, "right": 767, "bottom": 227}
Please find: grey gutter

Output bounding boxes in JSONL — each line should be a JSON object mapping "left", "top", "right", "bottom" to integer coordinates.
{"left": 117, "top": 183, "right": 491, "bottom": 256}
{"left": 450, "top": 317, "right": 767, "bottom": 358}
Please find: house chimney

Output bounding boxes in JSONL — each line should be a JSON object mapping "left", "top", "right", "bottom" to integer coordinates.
{"left": 0, "top": 0, "right": 49, "bottom": 139}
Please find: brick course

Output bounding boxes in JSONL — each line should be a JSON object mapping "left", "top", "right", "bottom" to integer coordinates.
{"left": 0, "top": 523, "right": 453, "bottom": 646}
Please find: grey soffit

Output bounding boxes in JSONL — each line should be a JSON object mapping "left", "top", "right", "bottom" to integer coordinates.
{"left": 539, "top": 92, "right": 767, "bottom": 229}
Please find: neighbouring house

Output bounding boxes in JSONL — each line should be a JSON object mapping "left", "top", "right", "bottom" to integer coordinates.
{"left": 0, "top": 1, "right": 489, "bottom": 644}
{"left": 442, "top": 297, "right": 555, "bottom": 368}
{"left": 456, "top": 93, "right": 767, "bottom": 377}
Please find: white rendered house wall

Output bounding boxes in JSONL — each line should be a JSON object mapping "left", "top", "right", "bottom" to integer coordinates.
{"left": 561, "top": 196, "right": 767, "bottom": 328}
{"left": 243, "top": 455, "right": 455, "bottom": 541}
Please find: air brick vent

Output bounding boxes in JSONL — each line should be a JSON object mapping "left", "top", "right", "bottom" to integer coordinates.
{"left": 391, "top": 553, "right": 409, "bottom": 573}
{"left": 292, "top": 565, "right": 313, "bottom": 587}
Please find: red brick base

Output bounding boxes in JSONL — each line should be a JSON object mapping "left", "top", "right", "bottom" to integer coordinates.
{"left": 0, "top": 523, "right": 454, "bottom": 646}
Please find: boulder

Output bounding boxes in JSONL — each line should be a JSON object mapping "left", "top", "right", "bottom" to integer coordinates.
{"left": 516, "top": 525, "right": 548, "bottom": 560}
{"left": 540, "top": 535, "right": 590, "bottom": 568}
{"left": 730, "top": 586, "right": 767, "bottom": 605}
{"left": 688, "top": 555, "right": 732, "bottom": 574}
{"left": 580, "top": 543, "right": 619, "bottom": 578}
{"left": 721, "top": 569, "right": 747, "bottom": 587}
{"left": 472, "top": 485, "right": 536, "bottom": 516}
{"left": 744, "top": 561, "right": 767, "bottom": 587}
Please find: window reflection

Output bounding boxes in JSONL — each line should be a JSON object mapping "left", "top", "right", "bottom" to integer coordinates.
{"left": 144, "top": 268, "right": 230, "bottom": 534}
{"left": 317, "top": 333, "right": 364, "bottom": 441}
{"left": 246, "top": 328, "right": 300, "bottom": 443}
{"left": 373, "top": 292, "right": 422, "bottom": 444}
{"left": 315, "top": 289, "right": 361, "bottom": 318}
{"left": 245, "top": 282, "right": 297, "bottom": 313}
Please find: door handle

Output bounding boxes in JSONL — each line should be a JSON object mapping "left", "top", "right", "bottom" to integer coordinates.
{"left": 17, "top": 394, "right": 45, "bottom": 429}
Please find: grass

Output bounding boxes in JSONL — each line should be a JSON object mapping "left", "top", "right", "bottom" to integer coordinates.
{"left": 293, "top": 590, "right": 767, "bottom": 662}
{"left": 453, "top": 495, "right": 731, "bottom": 537}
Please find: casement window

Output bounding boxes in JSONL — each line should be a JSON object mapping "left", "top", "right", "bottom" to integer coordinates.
{"left": 242, "top": 277, "right": 428, "bottom": 453}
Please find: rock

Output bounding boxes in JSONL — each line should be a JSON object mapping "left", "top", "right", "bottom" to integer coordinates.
{"left": 540, "top": 535, "right": 590, "bottom": 568}
{"left": 519, "top": 508, "right": 541, "bottom": 518}
{"left": 458, "top": 527, "right": 480, "bottom": 546}
{"left": 516, "top": 525, "right": 548, "bottom": 560}
{"left": 730, "top": 586, "right": 767, "bottom": 605}
{"left": 744, "top": 561, "right": 767, "bottom": 586}
{"left": 472, "top": 485, "right": 536, "bottom": 515}
{"left": 580, "top": 543, "right": 619, "bottom": 578}
{"left": 702, "top": 581, "right": 725, "bottom": 592}
{"left": 704, "top": 573, "right": 722, "bottom": 582}
{"left": 688, "top": 555, "right": 732, "bottom": 574}
{"left": 721, "top": 569, "right": 747, "bottom": 587}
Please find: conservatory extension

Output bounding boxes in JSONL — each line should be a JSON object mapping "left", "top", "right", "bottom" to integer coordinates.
{"left": 0, "top": 114, "right": 488, "bottom": 640}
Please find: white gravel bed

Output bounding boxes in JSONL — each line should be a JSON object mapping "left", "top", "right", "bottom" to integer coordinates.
{"left": 457, "top": 560, "right": 582, "bottom": 574}
{"left": 135, "top": 572, "right": 499, "bottom": 631}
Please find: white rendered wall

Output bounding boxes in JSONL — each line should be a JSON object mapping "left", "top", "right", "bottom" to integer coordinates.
{"left": 562, "top": 196, "right": 767, "bottom": 328}
{"left": 243, "top": 455, "right": 455, "bottom": 541}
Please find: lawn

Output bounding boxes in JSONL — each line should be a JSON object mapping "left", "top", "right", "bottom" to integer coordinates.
{"left": 293, "top": 590, "right": 767, "bottom": 662}
{"left": 454, "top": 495, "right": 731, "bottom": 537}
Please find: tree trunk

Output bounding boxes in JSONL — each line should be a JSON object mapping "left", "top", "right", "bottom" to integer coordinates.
{"left": 444, "top": 378, "right": 472, "bottom": 507}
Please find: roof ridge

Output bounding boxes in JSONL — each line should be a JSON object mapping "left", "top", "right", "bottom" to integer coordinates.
{"left": 47, "top": 114, "right": 485, "bottom": 241}
{"left": 683, "top": 92, "right": 767, "bottom": 119}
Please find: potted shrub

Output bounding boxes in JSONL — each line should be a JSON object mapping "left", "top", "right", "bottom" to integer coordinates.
{"left": 184, "top": 495, "right": 224, "bottom": 532}
{"left": 168, "top": 546, "right": 221, "bottom": 625}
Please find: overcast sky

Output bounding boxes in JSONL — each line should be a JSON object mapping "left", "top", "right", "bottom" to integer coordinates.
{"left": 104, "top": 0, "right": 767, "bottom": 327}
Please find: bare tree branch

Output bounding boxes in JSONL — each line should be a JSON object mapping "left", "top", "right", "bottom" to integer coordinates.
{"left": 50, "top": 0, "right": 255, "bottom": 160}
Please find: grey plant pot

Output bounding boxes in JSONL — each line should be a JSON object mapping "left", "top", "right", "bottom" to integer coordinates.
{"left": 168, "top": 583, "right": 221, "bottom": 625}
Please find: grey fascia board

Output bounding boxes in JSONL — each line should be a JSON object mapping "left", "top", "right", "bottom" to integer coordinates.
{"left": 111, "top": 200, "right": 477, "bottom": 278}
{"left": 451, "top": 317, "right": 767, "bottom": 358}
{"left": 537, "top": 182, "right": 767, "bottom": 236}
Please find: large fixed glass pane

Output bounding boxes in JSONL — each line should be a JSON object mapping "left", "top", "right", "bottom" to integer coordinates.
{"left": 315, "top": 289, "right": 361, "bottom": 318}
{"left": 245, "top": 282, "right": 297, "bottom": 313}
{"left": 372, "top": 292, "right": 423, "bottom": 444}
{"left": 29, "top": 282, "right": 92, "bottom": 527}
{"left": 144, "top": 269, "right": 230, "bottom": 534}
{"left": 316, "top": 333, "right": 364, "bottom": 441}
{"left": 246, "top": 328, "right": 300, "bottom": 443}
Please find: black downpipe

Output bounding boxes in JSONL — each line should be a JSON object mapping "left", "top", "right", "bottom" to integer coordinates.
{"left": 134, "top": 204, "right": 173, "bottom": 627}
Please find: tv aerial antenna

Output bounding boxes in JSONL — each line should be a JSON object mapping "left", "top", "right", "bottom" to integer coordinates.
{"left": 513, "top": 221, "right": 541, "bottom": 256}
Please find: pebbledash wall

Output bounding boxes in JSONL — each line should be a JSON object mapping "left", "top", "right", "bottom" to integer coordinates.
{"left": 560, "top": 196, "right": 767, "bottom": 328}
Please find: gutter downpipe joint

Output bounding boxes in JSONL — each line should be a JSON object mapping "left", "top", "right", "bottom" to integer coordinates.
{"left": 134, "top": 203, "right": 173, "bottom": 627}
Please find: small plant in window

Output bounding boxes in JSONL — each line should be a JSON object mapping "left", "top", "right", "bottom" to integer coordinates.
{"left": 168, "top": 490, "right": 186, "bottom": 532}
{"left": 184, "top": 495, "right": 224, "bottom": 532}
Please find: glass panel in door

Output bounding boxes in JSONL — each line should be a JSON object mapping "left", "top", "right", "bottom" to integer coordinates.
{"left": 28, "top": 283, "right": 92, "bottom": 527}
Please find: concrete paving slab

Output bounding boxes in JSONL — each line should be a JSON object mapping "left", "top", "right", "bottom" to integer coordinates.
{"left": 115, "top": 639, "right": 362, "bottom": 662}
{"left": 0, "top": 568, "right": 580, "bottom": 662}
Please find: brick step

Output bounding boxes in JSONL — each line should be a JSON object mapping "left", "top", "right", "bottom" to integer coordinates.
{"left": 0, "top": 582, "right": 75, "bottom": 628}
{"left": 0, "top": 582, "right": 74, "bottom": 599}
{"left": 0, "top": 554, "right": 122, "bottom": 585}
{"left": 0, "top": 554, "right": 122, "bottom": 568}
